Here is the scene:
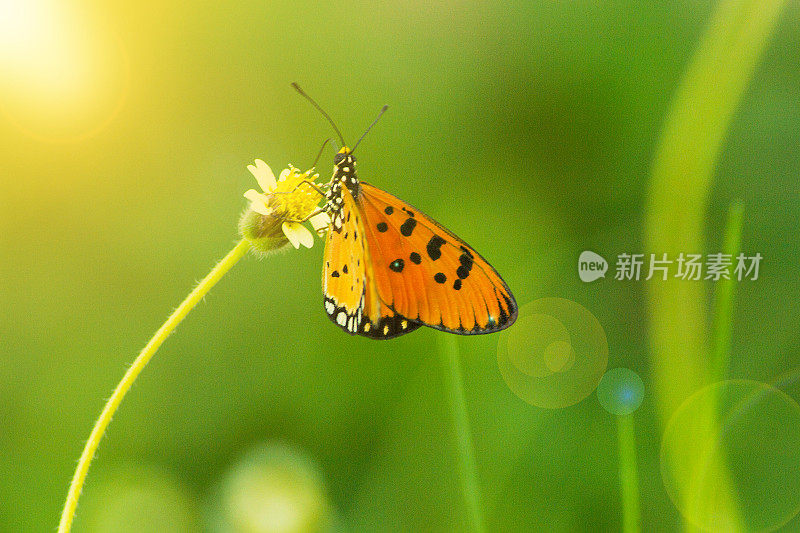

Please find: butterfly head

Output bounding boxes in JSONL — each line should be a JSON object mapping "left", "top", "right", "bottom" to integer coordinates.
{"left": 333, "top": 147, "right": 354, "bottom": 166}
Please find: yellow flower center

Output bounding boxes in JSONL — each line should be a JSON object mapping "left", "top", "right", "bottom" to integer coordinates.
{"left": 269, "top": 167, "right": 323, "bottom": 222}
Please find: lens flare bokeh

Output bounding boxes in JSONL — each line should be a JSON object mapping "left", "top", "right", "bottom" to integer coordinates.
{"left": 661, "top": 380, "right": 800, "bottom": 532}
{"left": 597, "top": 368, "right": 645, "bottom": 416}
{"left": 497, "top": 298, "right": 608, "bottom": 409}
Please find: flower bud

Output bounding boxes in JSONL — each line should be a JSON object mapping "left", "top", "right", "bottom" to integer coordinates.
{"left": 238, "top": 208, "right": 294, "bottom": 253}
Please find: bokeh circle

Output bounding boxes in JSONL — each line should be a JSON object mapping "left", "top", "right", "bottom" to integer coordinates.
{"left": 77, "top": 465, "right": 198, "bottom": 532}
{"left": 597, "top": 368, "right": 644, "bottom": 416}
{"left": 661, "top": 380, "right": 800, "bottom": 532}
{"left": 497, "top": 298, "right": 608, "bottom": 408}
{"left": 210, "top": 442, "right": 333, "bottom": 533}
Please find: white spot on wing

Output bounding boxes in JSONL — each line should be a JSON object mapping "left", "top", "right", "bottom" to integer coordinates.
{"left": 337, "top": 311, "right": 346, "bottom": 326}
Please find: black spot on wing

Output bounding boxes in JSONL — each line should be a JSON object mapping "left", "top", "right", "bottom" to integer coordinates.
{"left": 434, "top": 272, "right": 447, "bottom": 283}
{"left": 377, "top": 222, "right": 388, "bottom": 232}
{"left": 384, "top": 206, "right": 394, "bottom": 215}
{"left": 409, "top": 252, "right": 421, "bottom": 264}
{"left": 427, "top": 235, "right": 446, "bottom": 260}
{"left": 400, "top": 218, "right": 417, "bottom": 236}
{"left": 390, "top": 259, "right": 405, "bottom": 272}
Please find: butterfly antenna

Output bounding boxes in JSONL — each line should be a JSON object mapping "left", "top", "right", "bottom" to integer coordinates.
{"left": 351, "top": 105, "right": 388, "bottom": 154}
{"left": 291, "top": 83, "right": 347, "bottom": 149}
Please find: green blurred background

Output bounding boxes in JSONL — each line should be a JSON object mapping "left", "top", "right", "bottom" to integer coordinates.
{"left": 2, "top": 0, "right": 800, "bottom": 531}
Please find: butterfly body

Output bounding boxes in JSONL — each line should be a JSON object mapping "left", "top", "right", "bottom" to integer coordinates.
{"left": 321, "top": 147, "right": 517, "bottom": 339}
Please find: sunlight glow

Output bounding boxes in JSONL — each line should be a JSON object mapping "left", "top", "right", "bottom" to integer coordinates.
{"left": 0, "top": 0, "right": 128, "bottom": 141}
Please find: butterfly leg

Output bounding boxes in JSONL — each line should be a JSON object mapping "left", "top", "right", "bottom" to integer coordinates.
{"left": 286, "top": 207, "right": 330, "bottom": 235}
{"left": 286, "top": 207, "right": 328, "bottom": 222}
{"left": 299, "top": 179, "right": 328, "bottom": 197}
{"left": 308, "top": 138, "right": 333, "bottom": 169}
{"left": 272, "top": 179, "right": 328, "bottom": 197}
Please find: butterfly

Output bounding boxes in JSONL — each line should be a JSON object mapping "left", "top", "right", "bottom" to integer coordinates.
{"left": 293, "top": 84, "right": 517, "bottom": 339}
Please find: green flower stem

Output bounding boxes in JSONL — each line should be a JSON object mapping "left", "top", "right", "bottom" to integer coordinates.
{"left": 711, "top": 200, "right": 745, "bottom": 382}
{"left": 616, "top": 415, "right": 641, "bottom": 533}
{"left": 438, "top": 336, "right": 485, "bottom": 533}
{"left": 58, "top": 238, "right": 251, "bottom": 533}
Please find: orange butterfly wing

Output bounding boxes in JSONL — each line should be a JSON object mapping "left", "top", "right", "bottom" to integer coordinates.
{"left": 355, "top": 182, "right": 517, "bottom": 335}
{"left": 322, "top": 183, "right": 422, "bottom": 338}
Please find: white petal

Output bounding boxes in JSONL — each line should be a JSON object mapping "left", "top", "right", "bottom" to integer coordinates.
{"left": 249, "top": 201, "right": 272, "bottom": 216}
{"left": 243, "top": 190, "right": 272, "bottom": 215}
{"left": 248, "top": 159, "right": 277, "bottom": 192}
{"left": 278, "top": 168, "right": 290, "bottom": 182}
{"left": 282, "top": 221, "right": 314, "bottom": 249}
{"left": 309, "top": 212, "right": 331, "bottom": 232}
{"left": 243, "top": 189, "right": 263, "bottom": 201}
{"left": 281, "top": 222, "right": 301, "bottom": 248}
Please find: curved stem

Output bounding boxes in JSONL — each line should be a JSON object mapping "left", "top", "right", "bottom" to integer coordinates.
{"left": 58, "top": 238, "right": 251, "bottom": 533}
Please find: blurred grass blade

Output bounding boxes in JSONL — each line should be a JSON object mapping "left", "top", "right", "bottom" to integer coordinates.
{"left": 617, "top": 415, "right": 641, "bottom": 533}
{"left": 438, "top": 335, "right": 485, "bottom": 533}
{"left": 644, "top": 0, "right": 785, "bottom": 531}
{"left": 645, "top": 0, "right": 786, "bottom": 419}
{"left": 711, "top": 200, "right": 745, "bottom": 382}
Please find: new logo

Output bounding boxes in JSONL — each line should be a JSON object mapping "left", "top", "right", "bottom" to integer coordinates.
{"left": 578, "top": 251, "right": 608, "bottom": 282}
